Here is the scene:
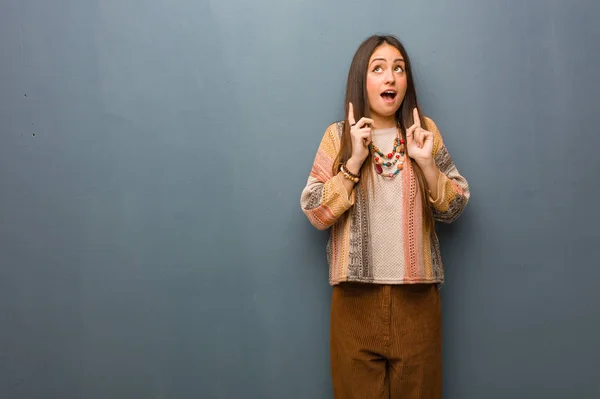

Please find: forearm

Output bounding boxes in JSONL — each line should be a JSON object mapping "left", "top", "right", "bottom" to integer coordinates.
{"left": 301, "top": 170, "right": 357, "bottom": 230}
{"left": 301, "top": 123, "right": 360, "bottom": 230}
{"left": 341, "top": 157, "right": 364, "bottom": 196}
{"left": 419, "top": 160, "right": 441, "bottom": 201}
{"left": 425, "top": 151, "right": 470, "bottom": 223}
{"left": 417, "top": 117, "right": 470, "bottom": 223}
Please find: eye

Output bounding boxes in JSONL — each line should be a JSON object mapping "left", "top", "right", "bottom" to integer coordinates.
{"left": 372, "top": 65, "right": 383, "bottom": 72}
{"left": 394, "top": 65, "right": 404, "bottom": 73}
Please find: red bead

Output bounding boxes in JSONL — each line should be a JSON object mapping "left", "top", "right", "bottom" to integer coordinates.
{"left": 387, "top": 153, "right": 393, "bottom": 159}
{"left": 375, "top": 164, "right": 383, "bottom": 174}
{"left": 375, "top": 157, "right": 379, "bottom": 162}
{"left": 389, "top": 173, "right": 393, "bottom": 177}
{"left": 396, "top": 154, "right": 400, "bottom": 159}
{"left": 400, "top": 139, "right": 405, "bottom": 144}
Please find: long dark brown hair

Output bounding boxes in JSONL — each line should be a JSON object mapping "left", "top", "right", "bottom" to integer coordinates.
{"left": 333, "top": 34, "right": 434, "bottom": 231}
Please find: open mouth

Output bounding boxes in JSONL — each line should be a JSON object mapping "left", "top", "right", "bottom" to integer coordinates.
{"left": 381, "top": 90, "right": 397, "bottom": 102}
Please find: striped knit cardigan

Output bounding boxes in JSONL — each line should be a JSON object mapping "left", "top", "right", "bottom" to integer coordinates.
{"left": 300, "top": 117, "right": 470, "bottom": 285}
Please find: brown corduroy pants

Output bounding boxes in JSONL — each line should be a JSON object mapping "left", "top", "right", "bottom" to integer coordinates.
{"left": 330, "top": 282, "right": 442, "bottom": 399}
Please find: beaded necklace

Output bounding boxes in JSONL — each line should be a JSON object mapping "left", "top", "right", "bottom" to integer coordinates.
{"left": 370, "top": 128, "right": 405, "bottom": 179}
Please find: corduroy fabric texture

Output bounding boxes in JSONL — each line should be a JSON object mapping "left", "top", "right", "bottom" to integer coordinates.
{"left": 330, "top": 283, "right": 442, "bottom": 399}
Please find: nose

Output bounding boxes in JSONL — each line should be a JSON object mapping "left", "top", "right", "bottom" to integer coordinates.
{"left": 384, "top": 68, "right": 395, "bottom": 84}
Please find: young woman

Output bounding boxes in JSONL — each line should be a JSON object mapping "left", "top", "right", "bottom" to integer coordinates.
{"left": 300, "top": 34, "right": 470, "bottom": 398}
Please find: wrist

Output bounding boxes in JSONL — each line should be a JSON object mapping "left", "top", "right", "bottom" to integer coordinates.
{"left": 346, "top": 156, "right": 364, "bottom": 175}
{"left": 416, "top": 158, "right": 436, "bottom": 172}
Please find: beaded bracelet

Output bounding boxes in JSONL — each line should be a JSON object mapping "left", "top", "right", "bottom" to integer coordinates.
{"left": 340, "top": 164, "right": 360, "bottom": 183}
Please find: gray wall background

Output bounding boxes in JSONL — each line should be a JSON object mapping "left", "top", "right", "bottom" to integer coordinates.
{"left": 1, "top": 0, "right": 599, "bottom": 398}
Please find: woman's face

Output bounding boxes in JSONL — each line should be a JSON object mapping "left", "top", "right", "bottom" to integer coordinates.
{"left": 366, "top": 43, "right": 407, "bottom": 126}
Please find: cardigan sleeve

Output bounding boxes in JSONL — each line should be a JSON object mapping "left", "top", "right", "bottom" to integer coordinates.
{"left": 425, "top": 117, "right": 470, "bottom": 223}
{"left": 300, "top": 123, "right": 355, "bottom": 230}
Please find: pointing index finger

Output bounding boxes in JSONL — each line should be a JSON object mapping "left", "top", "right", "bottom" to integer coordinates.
{"left": 413, "top": 107, "right": 421, "bottom": 128}
{"left": 348, "top": 103, "right": 356, "bottom": 126}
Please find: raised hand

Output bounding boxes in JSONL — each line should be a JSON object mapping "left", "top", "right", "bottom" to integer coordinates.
{"left": 406, "top": 107, "right": 434, "bottom": 168}
{"left": 347, "top": 102, "right": 375, "bottom": 164}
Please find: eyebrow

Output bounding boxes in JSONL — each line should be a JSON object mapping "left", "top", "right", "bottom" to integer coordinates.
{"left": 370, "top": 57, "right": 405, "bottom": 65}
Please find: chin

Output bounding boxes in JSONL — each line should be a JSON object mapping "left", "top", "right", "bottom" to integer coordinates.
{"left": 374, "top": 105, "right": 400, "bottom": 118}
